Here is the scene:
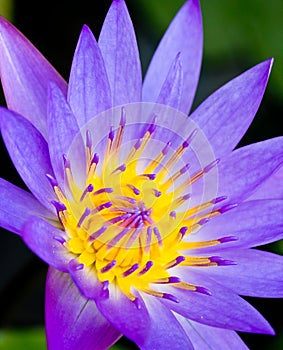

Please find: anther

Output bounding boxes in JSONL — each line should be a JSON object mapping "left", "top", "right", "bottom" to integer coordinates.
{"left": 141, "top": 173, "right": 156, "bottom": 180}
{"left": 122, "top": 263, "right": 140, "bottom": 277}
{"left": 138, "top": 261, "right": 153, "bottom": 275}
{"left": 147, "top": 114, "right": 157, "bottom": 134}
{"left": 89, "top": 225, "right": 107, "bottom": 241}
{"left": 46, "top": 173, "right": 58, "bottom": 187}
{"left": 92, "top": 187, "right": 113, "bottom": 196}
{"left": 209, "top": 256, "right": 237, "bottom": 266}
{"left": 182, "top": 129, "right": 198, "bottom": 148}
{"left": 108, "top": 126, "right": 114, "bottom": 142}
{"left": 77, "top": 208, "right": 91, "bottom": 228}
{"left": 63, "top": 154, "right": 71, "bottom": 169}
{"left": 179, "top": 226, "right": 188, "bottom": 238}
{"left": 100, "top": 260, "right": 116, "bottom": 273}
{"left": 53, "top": 235, "right": 66, "bottom": 244}
{"left": 86, "top": 130, "right": 92, "bottom": 149}
{"left": 101, "top": 281, "right": 109, "bottom": 298}
{"left": 91, "top": 153, "right": 99, "bottom": 165}
{"left": 162, "top": 142, "right": 171, "bottom": 155}
{"left": 133, "top": 297, "right": 142, "bottom": 310}
{"left": 166, "top": 256, "right": 185, "bottom": 269}
{"left": 211, "top": 196, "right": 227, "bottom": 204}
{"left": 195, "top": 286, "right": 212, "bottom": 296}
{"left": 170, "top": 211, "right": 176, "bottom": 219}
{"left": 51, "top": 200, "right": 66, "bottom": 212}
{"left": 112, "top": 163, "right": 126, "bottom": 174}
{"left": 153, "top": 227, "right": 162, "bottom": 246}
{"left": 80, "top": 184, "right": 94, "bottom": 201}
{"left": 219, "top": 236, "right": 238, "bottom": 243}
{"left": 127, "top": 184, "right": 140, "bottom": 195}
{"left": 219, "top": 203, "right": 238, "bottom": 213}
{"left": 69, "top": 259, "right": 84, "bottom": 272}
{"left": 162, "top": 293, "right": 179, "bottom": 303}
{"left": 204, "top": 159, "right": 220, "bottom": 173}
{"left": 153, "top": 189, "right": 162, "bottom": 197}
{"left": 94, "top": 202, "right": 112, "bottom": 212}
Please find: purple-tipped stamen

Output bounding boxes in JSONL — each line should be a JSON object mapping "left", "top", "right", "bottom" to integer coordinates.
{"left": 112, "top": 163, "right": 126, "bottom": 174}
{"left": 162, "top": 293, "right": 179, "bottom": 303}
{"left": 182, "top": 129, "right": 198, "bottom": 148}
{"left": 196, "top": 286, "right": 212, "bottom": 296}
{"left": 89, "top": 225, "right": 107, "bottom": 241}
{"left": 138, "top": 261, "right": 153, "bottom": 275}
{"left": 80, "top": 184, "right": 94, "bottom": 201}
{"left": 122, "top": 263, "right": 140, "bottom": 277}
{"left": 53, "top": 235, "right": 66, "bottom": 244}
{"left": 219, "top": 203, "right": 238, "bottom": 214}
{"left": 210, "top": 256, "right": 237, "bottom": 266}
{"left": 46, "top": 173, "right": 58, "bottom": 187}
{"left": 219, "top": 236, "right": 239, "bottom": 243}
{"left": 162, "top": 141, "right": 171, "bottom": 155}
{"left": 100, "top": 260, "right": 117, "bottom": 273}
{"left": 127, "top": 184, "right": 140, "bottom": 195}
{"left": 93, "top": 187, "right": 114, "bottom": 196}
{"left": 51, "top": 200, "right": 67, "bottom": 212}
{"left": 77, "top": 208, "right": 91, "bottom": 228}
{"left": 69, "top": 259, "right": 84, "bottom": 271}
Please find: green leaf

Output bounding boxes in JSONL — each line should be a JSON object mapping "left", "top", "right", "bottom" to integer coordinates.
{"left": 0, "top": 328, "right": 46, "bottom": 350}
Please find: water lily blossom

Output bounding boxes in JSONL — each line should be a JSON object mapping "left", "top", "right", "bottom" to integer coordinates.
{"left": 1, "top": 0, "right": 283, "bottom": 349}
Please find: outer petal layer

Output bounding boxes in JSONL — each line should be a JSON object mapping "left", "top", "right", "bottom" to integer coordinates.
{"left": 177, "top": 315, "right": 249, "bottom": 350}
{"left": 99, "top": 0, "right": 142, "bottom": 106}
{"left": 48, "top": 83, "right": 85, "bottom": 188}
{"left": 196, "top": 249, "right": 283, "bottom": 298}
{"left": 143, "top": 0, "right": 203, "bottom": 114}
{"left": 96, "top": 286, "right": 151, "bottom": 347}
{"left": 22, "top": 216, "right": 70, "bottom": 272}
{"left": 45, "top": 268, "right": 121, "bottom": 350}
{"left": 192, "top": 199, "right": 283, "bottom": 249}
{"left": 68, "top": 25, "right": 111, "bottom": 128}
{"left": 161, "top": 272, "right": 274, "bottom": 334}
{"left": 0, "top": 108, "right": 56, "bottom": 210}
{"left": 0, "top": 178, "right": 54, "bottom": 235}
{"left": 190, "top": 59, "right": 273, "bottom": 157}
{"left": 140, "top": 294, "right": 193, "bottom": 350}
{"left": 0, "top": 16, "right": 67, "bottom": 138}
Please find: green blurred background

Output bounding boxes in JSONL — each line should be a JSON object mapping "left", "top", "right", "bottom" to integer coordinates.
{"left": 0, "top": 0, "right": 282, "bottom": 349}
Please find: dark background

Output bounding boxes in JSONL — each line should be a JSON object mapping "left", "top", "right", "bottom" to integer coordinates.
{"left": 0, "top": 0, "right": 282, "bottom": 349}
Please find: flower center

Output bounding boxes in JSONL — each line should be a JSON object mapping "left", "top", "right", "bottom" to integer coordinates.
{"left": 48, "top": 105, "right": 237, "bottom": 305}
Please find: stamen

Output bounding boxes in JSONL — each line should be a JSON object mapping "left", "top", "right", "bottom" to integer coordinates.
{"left": 153, "top": 227, "right": 162, "bottom": 246}
{"left": 209, "top": 256, "right": 237, "bottom": 266}
{"left": 46, "top": 173, "right": 58, "bottom": 188}
{"left": 165, "top": 256, "right": 185, "bottom": 269}
{"left": 154, "top": 276, "right": 181, "bottom": 284}
{"left": 133, "top": 297, "right": 142, "bottom": 310}
{"left": 69, "top": 259, "right": 84, "bottom": 271}
{"left": 53, "top": 235, "right": 66, "bottom": 244}
{"left": 93, "top": 201, "right": 112, "bottom": 212}
{"left": 112, "top": 163, "right": 126, "bottom": 174}
{"left": 122, "top": 263, "right": 140, "bottom": 277}
{"left": 162, "top": 293, "right": 179, "bottom": 303}
{"left": 145, "top": 226, "right": 152, "bottom": 252}
{"left": 127, "top": 184, "right": 140, "bottom": 195}
{"left": 51, "top": 200, "right": 66, "bottom": 212}
{"left": 89, "top": 225, "right": 107, "bottom": 241}
{"left": 219, "top": 236, "right": 238, "bottom": 243}
{"left": 101, "top": 280, "right": 109, "bottom": 298}
{"left": 92, "top": 187, "right": 114, "bottom": 196}
{"left": 77, "top": 208, "right": 91, "bottom": 228}
{"left": 153, "top": 189, "right": 162, "bottom": 197}
{"left": 169, "top": 211, "right": 176, "bottom": 219}
{"left": 100, "top": 260, "right": 116, "bottom": 273}
{"left": 138, "top": 261, "right": 153, "bottom": 275}
{"left": 80, "top": 184, "right": 94, "bottom": 201}
{"left": 219, "top": 203, "right": 238, "bottom": 213}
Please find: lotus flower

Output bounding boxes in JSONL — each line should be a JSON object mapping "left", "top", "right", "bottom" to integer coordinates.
{"left": 0, "top": 0, "right": 283, "bottom": 349}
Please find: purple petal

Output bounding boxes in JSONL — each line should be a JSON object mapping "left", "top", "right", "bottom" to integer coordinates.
{"left": 45, "top": 267, "right": 121, "bottom": 350}
{"left": 0, "top": 178, "right": 55, "bottom": 235}
{"left": 96, "top": 286, "right": 151, "bottom": 347}
{"left": 140, "top": 294, "right": 193, "bottom": 349}
{"left": 155, "top": 53, "right": 183, "bottom": 110}
{"left": 143, "top": 0, "right": 203, "bottom": 114}
{"left": 196, "top": 249, "right": 283, "bottom": 298}
{"left": 48, "top": 83, "right": 85, "bottom": 188}
{"left": 0, "top": 108, "right": 56, "bottom": 210}
{"left": 0, "top": 17, "right": 67, "bottom": 138}
{"left": 249, "top": 165, "right": 283, "bottom": 200}
{"left": 98, "top": 0, "right": 142, "bottom": 106}
{"left": 69, "top": 264, "right": 102, "bottom": 301}
{"left": 191, "top": 199, "right": 283, "bottom": 249}
{"left": 190, "top": 59, "right": 273, "bottom": 157}
{"left": 217, "top": 137, "right": 283, "bottom": 203}
{"left": 161, "top": 271, "right": 274, "bottom": 334}
{"left": 68, "top": 25, "right": 111, "bottom": 128}
{"left": 177, "top": 316, "right": 249, "bottom": 350}
{"left": 22, "top": 216, "right": 70, "bottom": 272}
